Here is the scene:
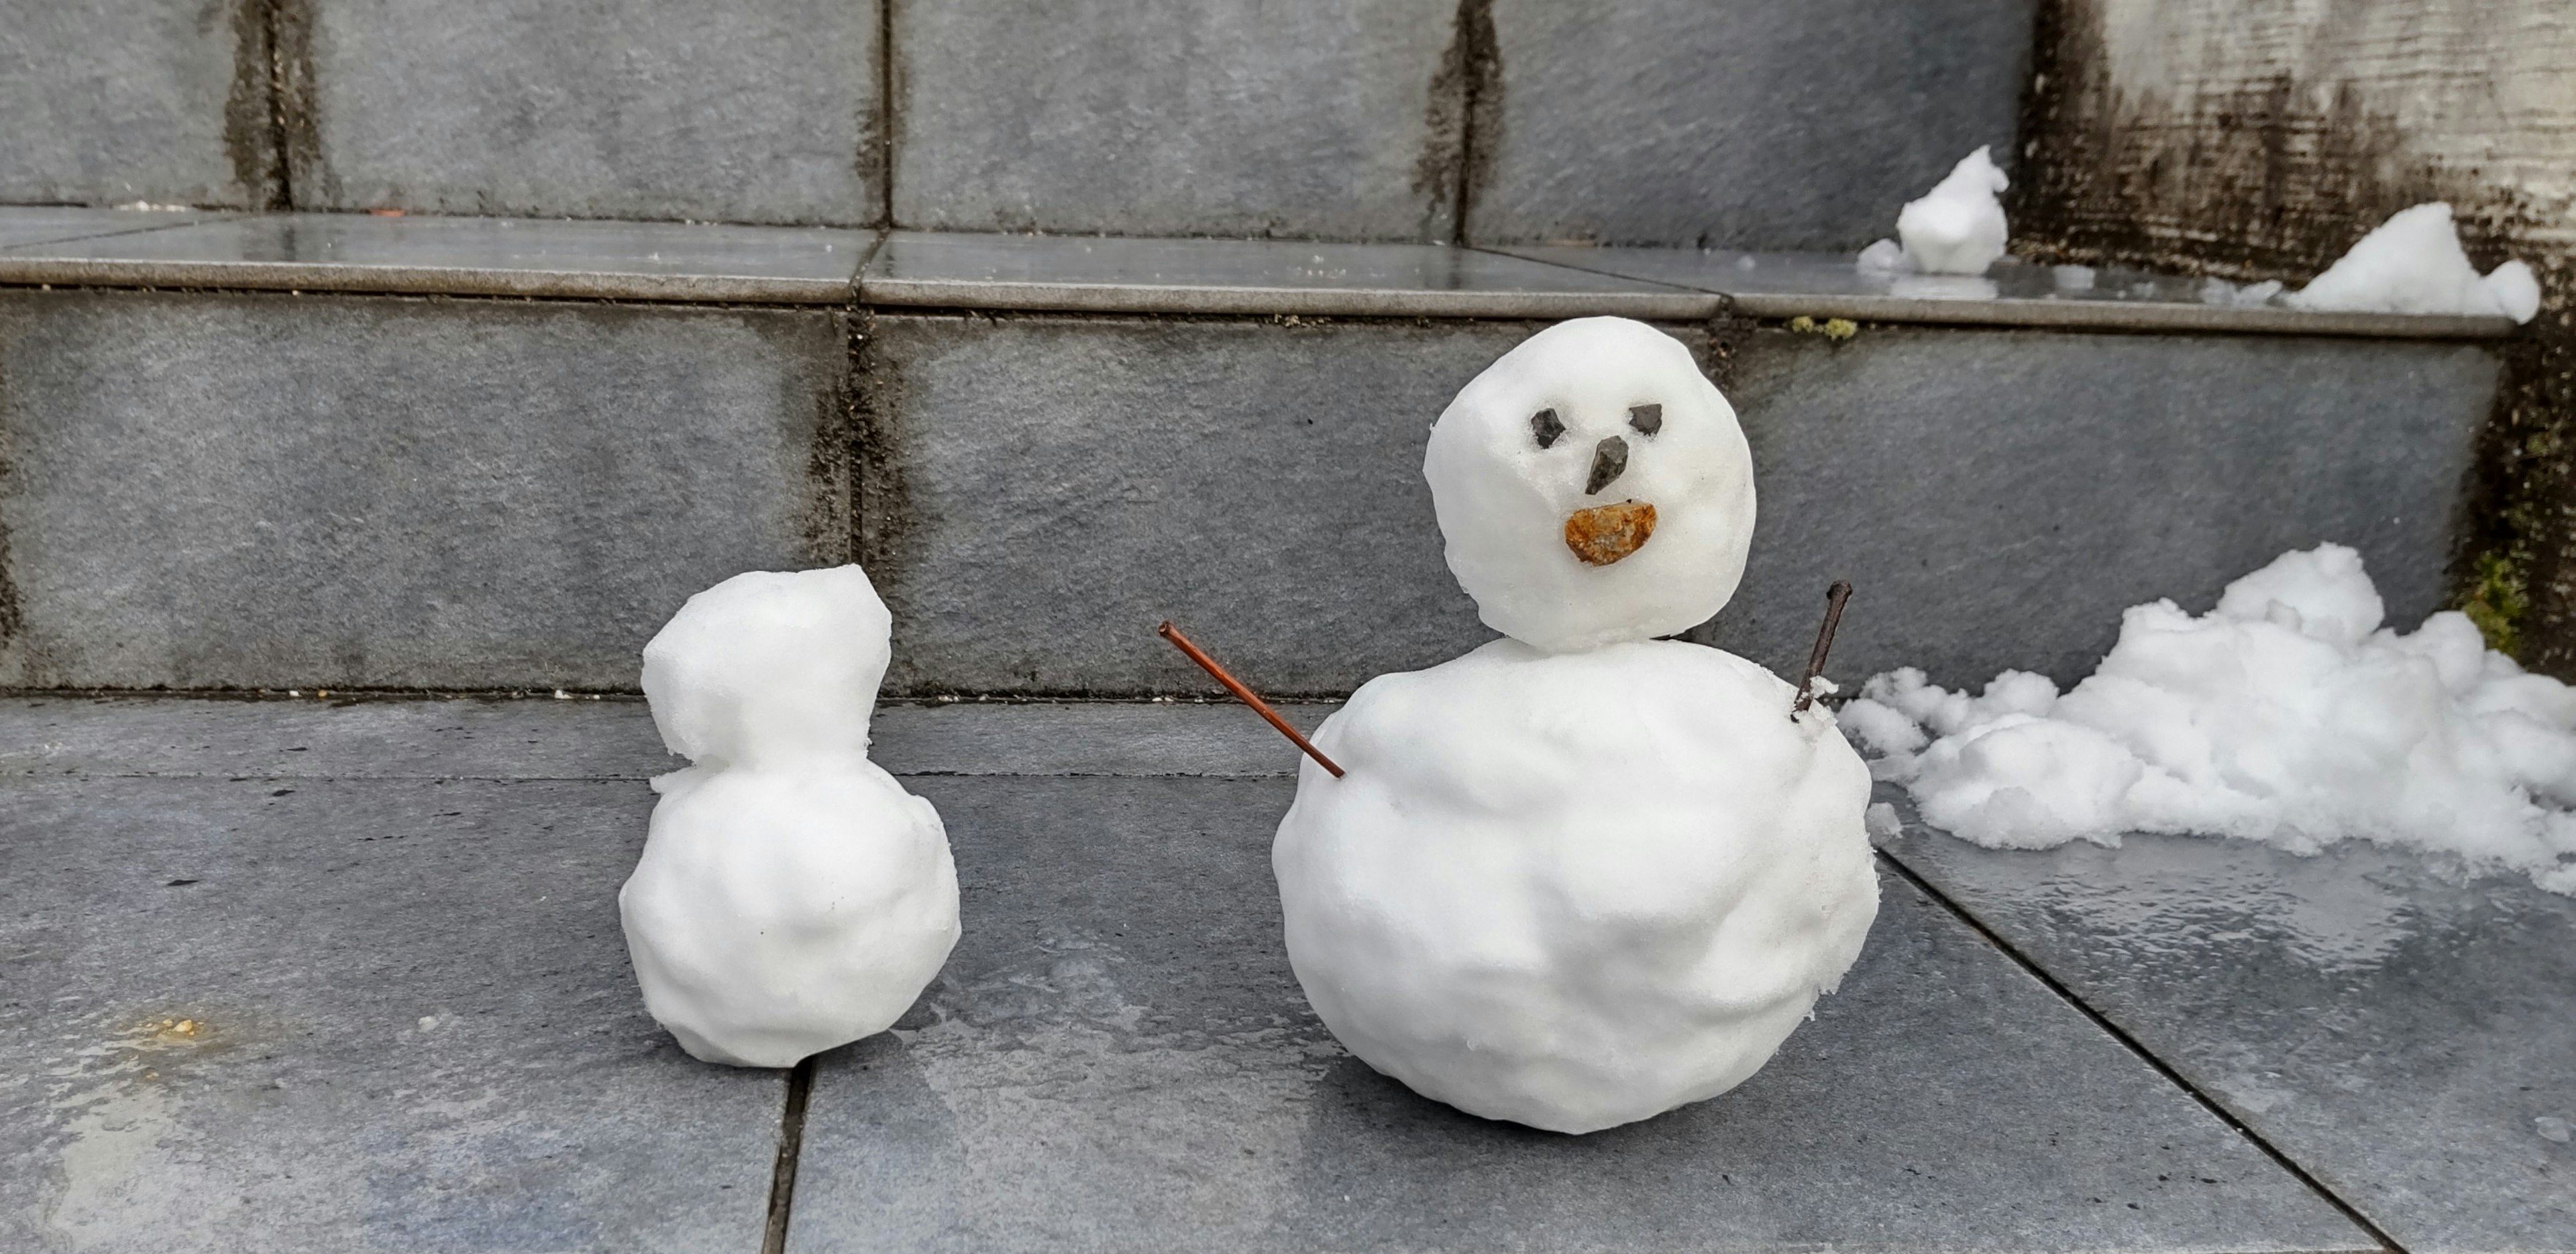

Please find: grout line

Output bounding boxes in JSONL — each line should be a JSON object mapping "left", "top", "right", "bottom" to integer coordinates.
{"left": 761, "top": 1057, "right": 818, "bottom": 1254}
{"left": 1873, "top": 847, "right": 2408, "bottom": 1254}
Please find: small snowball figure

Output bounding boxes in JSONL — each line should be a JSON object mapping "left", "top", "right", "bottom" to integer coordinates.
{"left": 621, "top": 566, "right": 959, "bottom": 1067}
{"left": 1863, "top": 146, "right": 2010, "bottom": 276}
{"left": 1273, "top": 317, "right": 1878, "bottom": 1134}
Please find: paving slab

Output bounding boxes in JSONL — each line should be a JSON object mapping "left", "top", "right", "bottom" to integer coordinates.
{"left": 1468, "top": 0, "right": 2037, "bottom": 250}
{"left": 892, "top": 0, "right": 1456, "bottom": 240}
{"left": 0, "top": 696, "right": 1327, "bottom": 781}
{"left": 0, "top": 213, "right": 874, "bottom": 303}
{"left": 1877, "top": 799, "right": 2576, "bottom": 1254}
{"left": 0, "top": 773, "right": 781, "bottom": 1252}
{"left": 0, "top": 289, "right": 847, "bottom": 691}
{"left": 788, "top": 772, "right": 2374, "bottom": 1253}
{"left": 0, "top": 0, "right": 268, "bottom": 208}
{"left": 0, "top": 207, "right": 226, "bottom": 252}
{"left": 296, "top": 0, "right": 882, "bottom": 225}
{"left": 1503, "top": 246, "right": 2521, "bottom": 339}
{"left": 862, "top": 231, "right": 1713, "bottom": 319}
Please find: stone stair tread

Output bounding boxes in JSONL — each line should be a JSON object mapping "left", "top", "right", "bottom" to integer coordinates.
{"left": 0, "top": 206, "right": 233, "bottom": 252}
{"left": 1503, "top": 243, "right": 2524, "bottom": 339}
{"left": 858, "top": 229, "right": 1716, "bottom": 319}
{"left": 1, "top": 207, "right": 2518, "bottom": 337}
{"left": 0, "top": 211, "right": 872, "bottom": 304}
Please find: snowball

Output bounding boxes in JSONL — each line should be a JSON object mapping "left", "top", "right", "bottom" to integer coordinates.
{"left": 1425, "top": 317, "right": 1756, "bottom": 653}
{"left": 1862, "top": 545, "right": 2576, "bottom": 894}
{"left": 621, "top": 566, "right": 959, "bottom": 1067}
{"left": 1857, "top": 238, "right": 1911, "bottom": 275}
{"left": 2286, "top": 203, "right": 2540, "bottom": 323}
{"left": 1893, "top": 146, "right": 2010, "bottom": 276}
{"left": 1274, "top": 639, "right": 1878, "bottom": 1133}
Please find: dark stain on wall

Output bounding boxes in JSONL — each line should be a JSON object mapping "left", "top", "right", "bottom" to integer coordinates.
{"left": 853, "top": 310, "right": 913, "bottom": 585}
{"left": 803, "top": 309, "right": 861, "bottom": 568}
{"left": 221, "top": 0, "right": 284, "bottom": 208}
{"left": 1413, "top": 0, "right": 1501, "bottom": 246}
{"left": 2009, "top": 0, "right": 2571, "bottom": 672}
{"left": 269, "top": 0, "right": 328, "bottom": 208}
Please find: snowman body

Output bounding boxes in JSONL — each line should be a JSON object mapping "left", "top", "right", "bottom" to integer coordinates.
{"left": 1273, "top": 317, "right": 1877, "bottom": 1133}
{"left": 620, "top": 566, "right": 959, "bottom": 1068}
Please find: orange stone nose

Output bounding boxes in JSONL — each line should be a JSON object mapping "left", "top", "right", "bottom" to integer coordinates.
{"left": 1563, "top": 500, "right": 1656, "bottom": 566}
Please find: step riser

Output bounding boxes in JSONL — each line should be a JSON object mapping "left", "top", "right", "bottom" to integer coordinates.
{"left": 0, "top": 291, "right": 2497, "bottom": 694}
{"left": 3, "top": 0, "right": 2032, "bottom": 250}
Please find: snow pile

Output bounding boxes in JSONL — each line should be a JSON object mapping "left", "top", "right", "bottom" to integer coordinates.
{"left": 1859, "top": 147, "right": 2010, "bottom": 276}
{"left": 1843, "top": 545, "right": 2576, "bottom": 895}
{"left": 1425, "top": 317, "right": 1756, "bottom": 654}
{"left": 1277, "top": 639, "right": 1876, "bottom": 1134}
{"left": 2287, "top": 203, "right": 2540, "bottom": 323}
{"left": 2199, "top": 276, "right": 2284, "bottom": 308}
{"left": 621, "top": 566, "right": 960, "bottom": 1067}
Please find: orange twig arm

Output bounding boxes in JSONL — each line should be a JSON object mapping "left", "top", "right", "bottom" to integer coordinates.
{"left": 1157, "top": 621, "right": 1345, "bottom": 778}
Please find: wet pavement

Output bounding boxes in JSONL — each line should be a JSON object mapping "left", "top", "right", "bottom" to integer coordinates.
{"left": 3, "top": 696, "right": 2561, "bottom": 1251}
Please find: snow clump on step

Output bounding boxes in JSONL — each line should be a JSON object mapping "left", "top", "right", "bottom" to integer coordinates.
{"left": 2287, "top": 203, "right": 2540, "bottom": 323}
{"left": 1859, "top": 146, "right": 2010, "bottom": 276}
{"left": 1841, "top": 545, "right": 2576, "bottom": 895}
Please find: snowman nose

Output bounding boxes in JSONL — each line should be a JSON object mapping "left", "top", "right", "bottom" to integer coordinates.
{"left": 1585, "top": 437, "right": 1629, "bottom": 495}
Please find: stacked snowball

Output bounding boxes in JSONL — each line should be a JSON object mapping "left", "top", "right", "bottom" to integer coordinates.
{"left": 1843, "top": 545, "right": 2576, "bottom": 895}
{"left": 1275, "top": 317, "right": 1878, "bottom": 1134}
{"left": 621, "top": 566, "right": 959, "bottom": 1067}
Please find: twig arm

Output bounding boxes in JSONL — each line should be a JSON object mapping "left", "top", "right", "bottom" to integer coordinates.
{"left": 1158, "top": 621, "right": 1346, "bottom": 778}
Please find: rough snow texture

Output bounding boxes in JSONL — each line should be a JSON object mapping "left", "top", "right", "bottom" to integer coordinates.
{"left": 1424, "top": 317, "right": 1756, "bottom": 654}
{"left": 1844, "top": 545, "right": 2576, "bottom": 896}
{"left": 1275, "top": 639, "right": 1880, "bottom": 1134}
{"left": 621, "top": 566, "right": 961, "bottom": 1067}
{"left": 2287, "top": 203, "right": 2541, "bottom": 323}
{"left": 1867, "top": 146, "right": 2010, "bottom": 276}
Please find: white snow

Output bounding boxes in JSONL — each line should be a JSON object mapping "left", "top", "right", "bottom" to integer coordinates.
{"left": 1424, "top": 317, "right": 1756, "bottom": 653}
{"left": 1279, "top": 316, "right": 1876, "bottom": 1134}
{"left": 621, "top": 566, "right": 960, "bottom": 1067}
{"left": 1275, "top": 639, "right": 1877, "bottom": 1134}
{"left": 2198, "top": 276, "right": 2285, "bottom": 308}
{"left": 1844, "top": 545, "right": 2576, "bottom": 896}
{"left": 1865, "top": 146, "right": 2010, "bottom": 276}
{"left": 2287, "top": 203, "right": 2541, "bottom": 323}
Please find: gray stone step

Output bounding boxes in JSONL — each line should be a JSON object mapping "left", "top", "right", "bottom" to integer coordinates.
{"left": 7, "top": 0, "right": 2033, "bottom": 249}
{"left": 0, "top": 696, "right": 2392, "bottom": 1252}
{"left": 0, "top": 211, "right": 2514, "bottom": 696}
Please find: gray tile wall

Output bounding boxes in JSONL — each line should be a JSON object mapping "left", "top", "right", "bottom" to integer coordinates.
{"left": 1711, "top": 328, "right": 2498, "bottom": 688}
{"left": 3, "top": 0, "right": 2039, "bottom": 242}
{"left": 890, "top": 0, "right": 1459, "bottom": 240}
{"left": 863, "top": 313, "right": 1523, "bottom": 694}
{"left": 294, "top": 0, "right": 883, "bottom": 225}
{"left": 1468, "top": 0, "right": 2041, "bottom": 248}
{"left": 0, "top": 0, "right": 272, "bottom": 208}
{"left": 0, "top": 291, "right": 850, "bottom": 690}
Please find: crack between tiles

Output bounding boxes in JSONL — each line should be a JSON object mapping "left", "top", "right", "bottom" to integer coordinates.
{"left": 763, "top": 1056, "right": 818, "bottom": 1254}
{"left": 1872, "top": 848, "right": 2409, "bottom": 1254}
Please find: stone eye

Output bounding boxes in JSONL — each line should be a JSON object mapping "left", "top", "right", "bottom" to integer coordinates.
{"left": 1628, "top": 404, "right": 1663, "bottom": 436}
{"left": 1530, "top": 408, "right": 1566, "bottom": 449}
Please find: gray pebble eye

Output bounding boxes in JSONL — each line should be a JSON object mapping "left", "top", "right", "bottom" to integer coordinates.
{"left": 1531, "top": 408, "right": 1566, "bottom": 449}
{"left": 1628, "top": 404, "right": 1663, "bottom": 435}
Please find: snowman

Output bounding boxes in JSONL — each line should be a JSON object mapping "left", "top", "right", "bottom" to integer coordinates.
{"left": 619, "top": 565, "right": 959, "bottom": 1068}
{"left": 1271, "top": 317, "right": 1878, "bottom": 1134}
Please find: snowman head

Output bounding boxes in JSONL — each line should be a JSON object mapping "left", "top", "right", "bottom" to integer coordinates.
{"left": 1424, "top": 317, "right": 1756, "bottom": 653}
{"left": 641, "top": 565, "right": 893, "bottom": 768}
